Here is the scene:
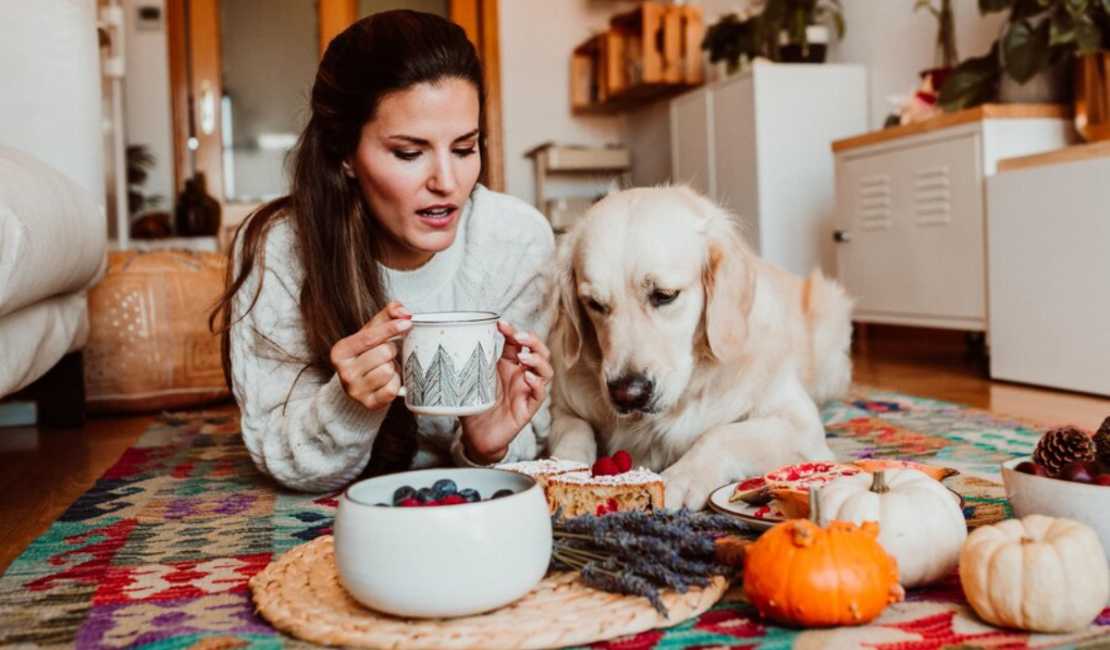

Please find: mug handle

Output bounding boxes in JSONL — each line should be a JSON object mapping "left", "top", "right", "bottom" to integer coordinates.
{"left": 390, "top": 333, "right": 408, "bottom": 397}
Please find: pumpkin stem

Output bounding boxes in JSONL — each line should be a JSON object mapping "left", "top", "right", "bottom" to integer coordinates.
{"left": 808, "top": 485, "right": 821, "bottom": 524}
{"left": 870, "top": 470, "right": 891, "bottom": 494}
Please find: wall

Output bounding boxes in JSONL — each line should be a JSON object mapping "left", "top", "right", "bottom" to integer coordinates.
{"left": 122, "top": 0, "right": 175, "bottom": 214}
{"left": 621, "top": 0, "right": 1008, "bottom": 187}
{"left": 497, "top": 0, "right": 627, "bottom": 204}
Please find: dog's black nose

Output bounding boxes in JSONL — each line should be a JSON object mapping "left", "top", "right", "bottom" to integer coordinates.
{"left": 607, "top": 375, "right": 654, "bottom": 411}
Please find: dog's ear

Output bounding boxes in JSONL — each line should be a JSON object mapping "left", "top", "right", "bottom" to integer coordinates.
{"left": 555, "top": 233, "right": 585, "bottom": 366}
{"left": 700, "top": 203, "right": 756, "bottom": 362}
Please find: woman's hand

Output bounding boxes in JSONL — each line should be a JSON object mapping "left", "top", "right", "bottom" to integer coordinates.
{"left": 329, "top": 302, "right": 412, "bottom": 410}
{"left": 459, "top": 320, "right": 554, "bottom": 464}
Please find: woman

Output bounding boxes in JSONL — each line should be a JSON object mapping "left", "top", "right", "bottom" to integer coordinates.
{"left": 212, "top": 10, "right": 555, "bottom": 492}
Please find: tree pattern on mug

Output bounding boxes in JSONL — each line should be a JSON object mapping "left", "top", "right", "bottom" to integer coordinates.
{"left": 407, "top": 343, "right": 493, "bottom": 408}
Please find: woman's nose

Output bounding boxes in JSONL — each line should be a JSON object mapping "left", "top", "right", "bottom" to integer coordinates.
{"left": 427, "top": 152, "right": 457, "bottom": 194}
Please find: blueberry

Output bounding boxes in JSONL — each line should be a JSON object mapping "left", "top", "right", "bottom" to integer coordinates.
{"left": 392, "top": 485, "right": 416, "bottom": 505}
{"left": 432, "top": 478, "right": 458, "bottom": 499}
{"left": 458, "top": 488, "right": 481, "bottom": 503}
{"left": 415, "top": 487, "right": 436, "bottom": 504}
{"left": 491, "top": 489, "right": 514, "bottom": 499}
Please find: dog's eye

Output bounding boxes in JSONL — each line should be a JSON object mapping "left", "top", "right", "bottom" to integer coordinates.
{"left": 650, "top": 290, "right": 680, "bottom": 307}
{"left": 585, "top": 297, "right": 608, "bottom": 314}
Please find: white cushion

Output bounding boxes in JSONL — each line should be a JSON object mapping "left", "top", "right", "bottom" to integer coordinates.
{"left": 0, "top": 291, "right": 89, "bottom": 396}
{"left": 0, "top": 146, "right": 107, "bottom": 319}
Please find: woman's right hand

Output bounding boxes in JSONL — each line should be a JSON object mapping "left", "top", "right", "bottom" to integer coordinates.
{"left": 329, "top": 302, "right": 412, "bottom": 410}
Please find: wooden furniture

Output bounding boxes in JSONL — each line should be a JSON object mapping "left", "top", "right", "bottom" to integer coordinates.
{"left": 671, "top": 64, "right": 867, "bottom": 278}
{"left": 985, "top": 142, "right": 1110, "bottom": 396}
{"left": 571, "top": 2, "right": 702, "bottom": 113}
{"left": 526, "top": 143, "right": 630, "bottom": 231}
{"left": 831, "top": 105, "right": 1076, "bottom": 332}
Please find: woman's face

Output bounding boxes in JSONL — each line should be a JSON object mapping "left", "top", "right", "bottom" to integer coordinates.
{"left": 347, "top": 78, "right": 482, "bottom": 270}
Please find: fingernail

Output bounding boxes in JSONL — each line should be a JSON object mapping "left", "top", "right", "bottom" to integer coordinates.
{"left": 396, "top": 319, "right": 413, "bottom": 331}
{"left": 525, "top": 371, "right": 536, "bottom": 382}
{"left": 519, "top": 349, "right": 532, "bottom": 361}
{"left": 514, "top": 332, "right": 530, "bottom": 343}
{"left": 498, "top": 319, "right": 510, "bottom": 329}
{"left": 396, "top": 307, "right": 412, "bottom": 318}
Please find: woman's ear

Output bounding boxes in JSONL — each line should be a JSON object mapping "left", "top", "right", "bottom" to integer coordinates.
{"left": 555, "top": 234, "right": 585, "bottom": 366}
{"left": 342, "top": 159, "right": 356, "bottom": 179}
{"left": 700, "top": 204, "right": 756, "bottom": 363}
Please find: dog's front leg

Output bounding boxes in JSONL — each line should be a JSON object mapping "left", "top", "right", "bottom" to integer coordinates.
{"left": 662, "top": 402, "right": 832, "bottom": 510}
{"left": 548, "top": 404, "right": 598, "bottom": 464}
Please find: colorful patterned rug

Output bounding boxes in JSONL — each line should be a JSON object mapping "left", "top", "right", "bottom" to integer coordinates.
{"left": 1, "top": 390, "right": 1107, "bottom": 650}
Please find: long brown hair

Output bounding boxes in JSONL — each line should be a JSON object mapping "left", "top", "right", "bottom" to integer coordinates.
{"left": 211, "top": 11, "right": 486, "bottom": 476}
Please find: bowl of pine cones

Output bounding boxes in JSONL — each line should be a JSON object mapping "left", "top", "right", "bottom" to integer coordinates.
{"left": 1001, "top": 417, "right": 1110, "bottom": 562}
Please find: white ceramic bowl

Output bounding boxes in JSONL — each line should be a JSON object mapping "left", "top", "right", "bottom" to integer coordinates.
{"left": 1001, "top": 456, "right": 1110, "bottom": 562}
{"left": 334, "top": 467, "right": 552, "bottom": 618}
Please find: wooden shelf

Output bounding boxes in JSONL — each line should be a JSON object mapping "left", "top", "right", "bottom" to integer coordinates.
{"left": 570, "top": 2, "right": 703, "bottom": 114}
{"left": 832, "top": 104, "right": 1072, "bottom": 153}
{"left": 997, "top": 139, "right": 1110, "bottom": 172}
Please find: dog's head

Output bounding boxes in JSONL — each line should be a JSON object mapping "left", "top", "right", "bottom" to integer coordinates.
{"left": 556, "top": 186, "right": 756, "bottom": 417}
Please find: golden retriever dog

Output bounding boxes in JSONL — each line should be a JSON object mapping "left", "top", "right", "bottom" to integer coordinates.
{"left": 548, "top": 186, "right": 854, "bottom": 509}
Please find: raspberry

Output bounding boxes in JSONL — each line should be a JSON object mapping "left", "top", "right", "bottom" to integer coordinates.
{"left": 592, "top": 456, "right": 620, "bottom": 476}
{"left": 440, "top": 494, "right": 467, "bottom": 505}
{"left": 613, "top": 450, "right": 633, "bottom": 473}
{"left": 398, "top": 498, "right": 420, "bottom": 508}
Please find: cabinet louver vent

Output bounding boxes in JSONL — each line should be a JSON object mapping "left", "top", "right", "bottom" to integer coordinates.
{"left": 858, "top": 174, "right": 891, "bottom": 230}
{"left": 914, "top": 165, "right": 952, "bottom": 226}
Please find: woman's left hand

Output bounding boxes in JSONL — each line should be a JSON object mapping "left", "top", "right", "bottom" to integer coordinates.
{"left": 458, "top": 320, "right": 553, "bottom": 464}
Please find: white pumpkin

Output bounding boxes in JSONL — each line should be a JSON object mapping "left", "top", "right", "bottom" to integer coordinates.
{"left": 960, "top": 514, "right": 1110, "bottom": 633}
{"left": 817, "top": 469, "right": 967, "bottom": 588}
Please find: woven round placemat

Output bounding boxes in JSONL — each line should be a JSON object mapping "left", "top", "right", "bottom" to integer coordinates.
{"left": 249, "top": 536, "right": 729, "bottom": 650}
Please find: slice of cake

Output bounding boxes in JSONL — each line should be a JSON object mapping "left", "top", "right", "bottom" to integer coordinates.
{"left": 545, "top": 467, "right": 665, "bottom": 517}
{"left": 495, "top": 458, "right": 590, "bottom": 490}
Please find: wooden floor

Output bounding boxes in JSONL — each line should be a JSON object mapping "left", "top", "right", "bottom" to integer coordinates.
{"left": 1, "top": 326, "right": 1107, "bottom": 573}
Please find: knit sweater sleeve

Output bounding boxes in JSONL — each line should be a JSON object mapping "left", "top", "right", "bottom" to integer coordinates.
{"left": 229, "top": 221, "right": 387, "bottom": 492}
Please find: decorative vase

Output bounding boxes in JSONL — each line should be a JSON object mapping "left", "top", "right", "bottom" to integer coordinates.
{"left": 780, "top": 25, "right": 828, "bottom": 64}
{"left": 1075, "top": 51, "right": 1110, "bottom": 142}
{"left": 174, "top": 172, "right": 221, "bottom": 237}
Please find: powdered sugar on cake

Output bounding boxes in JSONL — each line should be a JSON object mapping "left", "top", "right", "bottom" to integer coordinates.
{"left": 495, "top": 458, "right": 589, "bottom": 477}
{"left": 548, "top": 467, "right": 662, "bottom": 486}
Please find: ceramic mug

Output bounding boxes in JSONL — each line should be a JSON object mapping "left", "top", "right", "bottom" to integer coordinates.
{"left": 396, "top": 311, "right": 499, "bottom": 417}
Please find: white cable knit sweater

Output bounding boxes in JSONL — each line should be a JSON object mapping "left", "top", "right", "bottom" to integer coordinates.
{"left": 230, "top": 185, "right": 556, "bottom": 492}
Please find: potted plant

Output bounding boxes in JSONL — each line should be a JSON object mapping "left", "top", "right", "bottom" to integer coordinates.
{"left": 761, "top": 0, "right": 846, "bottom": 63}
{"left": 703, "top": 0, "right": 845, "bottom": 68}
{"left": 702, "top": 11, "right": 761, "bottom": 75}
{"left": 939, "top": 0, "right": 1110, "bottom": 141}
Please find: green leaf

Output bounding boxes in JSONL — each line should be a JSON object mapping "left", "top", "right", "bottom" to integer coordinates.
{"left": 1050, "top": 9, "right": 1078, "bottom": 45}
{"left": 1005, "top": 18, "right": 1052, "bottom": 82}
{"left": 979, "top": 0, "right": 1014, "bottom": 12}
{"left": 1063, "top": 0, "right": 1089, "bottom": 17}
{"left": 1076, "top": 19, "right": 1102, "bottom": 52}
{"left": 938, "top": 44, "right": 1002, "bottom": 111}
{"left": 1103, "top": 0, "right": 1110, "bottom": 14}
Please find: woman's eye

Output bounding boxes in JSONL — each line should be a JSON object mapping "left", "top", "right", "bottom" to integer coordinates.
{"left": 393, "top": 151, "right": 421, "bottom": 161}
{"left": 585, "top": 297, "right": 608, "bottom": 314}
{"left": 650, "top": 290, "right": 679, "bottom": 307}
{"left": 453, "top": 147, "right": 477, "bottom": 157}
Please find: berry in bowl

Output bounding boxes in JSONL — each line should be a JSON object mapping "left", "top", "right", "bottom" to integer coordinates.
{"left": 334, "top": 467, "right": 552, "bottom": 618}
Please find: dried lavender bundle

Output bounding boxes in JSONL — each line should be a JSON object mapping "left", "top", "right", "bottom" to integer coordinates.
{"left": 551, "top": 508, "right": 751, "bottom": 616}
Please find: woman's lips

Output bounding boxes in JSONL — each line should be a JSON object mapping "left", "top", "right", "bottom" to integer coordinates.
{"left": 416, "top": 205, "right": 457, "bottom": 229}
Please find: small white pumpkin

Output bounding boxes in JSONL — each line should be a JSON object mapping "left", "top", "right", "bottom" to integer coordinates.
{"left": 960, "top": 514, "right": 1110, "bottom": 633}
{"left": 817, "top": 468, "right": 967, "bottom": 588}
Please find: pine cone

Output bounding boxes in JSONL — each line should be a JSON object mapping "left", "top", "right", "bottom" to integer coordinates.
{"left": 1033, "top": 426, "right": 1096, "bottom": 475}
{"left": 1095, "top": 416, "right": 1110, "bottom": 466}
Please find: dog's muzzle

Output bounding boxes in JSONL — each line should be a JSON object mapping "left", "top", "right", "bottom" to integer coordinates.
{"left": 607, "top": 375, "right": 655, "bottom": 413}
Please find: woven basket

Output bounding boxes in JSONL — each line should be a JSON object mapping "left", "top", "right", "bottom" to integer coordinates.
{"left": 250, "top": 536, "right": 729, "bottom": 650}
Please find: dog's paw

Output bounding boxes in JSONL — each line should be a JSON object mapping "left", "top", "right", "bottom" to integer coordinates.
{"left": 661, "top": 464, "right": 723, "bottom": 511}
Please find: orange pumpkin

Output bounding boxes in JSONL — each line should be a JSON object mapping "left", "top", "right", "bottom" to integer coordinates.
{"left": 743, "top": 518, "right": 904, "bottom": 627}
